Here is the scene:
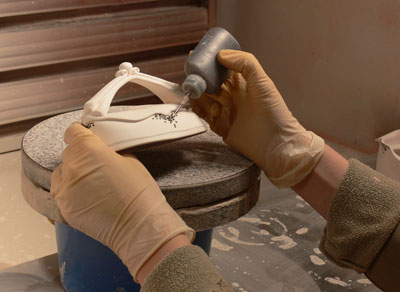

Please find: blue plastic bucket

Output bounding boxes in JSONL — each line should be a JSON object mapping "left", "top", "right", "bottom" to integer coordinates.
{"left": 55, "top": 222, "right": 213, "bottom": 292}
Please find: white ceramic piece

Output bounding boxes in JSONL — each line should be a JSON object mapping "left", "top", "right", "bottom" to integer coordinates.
{"left": 86, "top": 104, "right": 206, "bottom": 151}
{"left": 83, "top": 62, "right": 186, "bottom": 119}
{"left": 81, "top": 62, "right": 206, "bottom": 151}
{"left": 376, "top": 129, "right": 400, "bottom": 182}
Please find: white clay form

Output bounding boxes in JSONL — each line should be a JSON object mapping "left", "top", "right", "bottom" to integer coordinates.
{"left": 81, "top": 62, "right": 206, "bottom": 151}
{"left": 87, "top": 104, "right": 206, "bottom": 151}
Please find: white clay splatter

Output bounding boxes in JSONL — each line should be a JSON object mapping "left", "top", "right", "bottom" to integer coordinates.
{"left": 270, "top": 235, "right": 297, "bottom": 249}
{"left": 295, "top": 195, "right": 304, "bottom": 201}
{"left": 296, "top": 203, "right": 305, "bottom": 208}
{"left": 251, "top": 229, "right": 270, "bottom": 236}
{"left": 270, "top": 217, "right": 288, "bottom": 233}
{"left": 211, "top": 238, "right": 233, "bottom": 251}
{"left": 313, "top": 247, "right": 321, "bottom": 254}
{"left": 325, "top": 277, "right": 350, "bottom": 287}
{"left": 276, "top": 210, "right": 290, "bottom": 216}
{"left": 0, "top": 217, "right": 6, "bottom": 223}
{"left": 357, "top": 278, "right": 372, "bottom": 285}
{"left": 231, "top": 282, "right": 240, "bottom": 287}
{"left": 308, "top": 271, "right": 319, "bottom": 277}
{"left": 60, "top": 261, "right": 66, "bottom": 283}
{"left": 219, "top": 231, "right": 264, "bottom": 246}
{"left": 310, "top": 255, "right": 325, "bottom": 265}
{"left": 238, "top": 217, "right": 261, "bottom": 223}
{"left": 295, "top": 227, "right": 308, "bottom": 235}
{"left": 227, "top": 226, "right": 240, "bottom": 238}
{"left": 238, "top": 217, "right": 271, "bottom": 226}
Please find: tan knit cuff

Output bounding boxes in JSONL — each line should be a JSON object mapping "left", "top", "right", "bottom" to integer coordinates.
{"left": 366, "top": 222, "right": 400, "bottom": 291}
{"left": 320, "top": 159, "right": 400, "bottom": 273}
{"left": 142, "top": 245, "right": 233, "bottom": 292}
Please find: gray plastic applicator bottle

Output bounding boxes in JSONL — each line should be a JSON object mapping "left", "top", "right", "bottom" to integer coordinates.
{"left": 182, "top": 27, "right": 241, "bottom": 99}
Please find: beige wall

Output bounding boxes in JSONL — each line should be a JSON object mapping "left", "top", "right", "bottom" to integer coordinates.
{"left": 216, "top": 0, "right": 400, "bottom": 153}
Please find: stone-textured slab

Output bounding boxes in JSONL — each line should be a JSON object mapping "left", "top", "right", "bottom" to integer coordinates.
{"left": 22, "top": 106, "right": 260, "bottom": 208}
{"left": 177, "top": 181, "right": 260, "bottom": 231}
{"left": 21, "top": 170, "right": 259, "bottom": 231}
{"left": 21, "top": 171, "right": 65, "bottom": 224}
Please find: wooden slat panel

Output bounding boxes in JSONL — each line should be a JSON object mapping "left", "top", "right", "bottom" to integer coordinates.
{"left": 0, "top": 55, "right": 187, "bottom": 125}
{"left": 0, "top": 6, "right": 208, "bottom": 72}
{"left": 0, "top": 0, "right": 158, "bottom": 17}
{"left": 203, "top": 0, "right": 216, "bottom": 27}
{"left": 0, "top": 0, "right": 211, "bottom": 154}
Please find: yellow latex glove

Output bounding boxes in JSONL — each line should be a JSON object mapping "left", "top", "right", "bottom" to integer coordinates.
{"left": 50, "top": 123, "right": 194, "bottom": 280}
{"left": 191, "top": 50, "right": 324, "bottom": 188}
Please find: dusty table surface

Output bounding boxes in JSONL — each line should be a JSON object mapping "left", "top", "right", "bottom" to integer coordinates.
{"left": 1, "top": 178, "right": 382, "bottom": 291}
{"left": 209, "top": 143, "right": 381, "bottom": 292}
{"left": 210, "top": 174, "right": 381, "bottom": 292}
{"left": 0, "top": 175, "right": 381, "bottom": 292}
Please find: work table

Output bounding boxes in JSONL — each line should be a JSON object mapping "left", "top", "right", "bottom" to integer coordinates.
{"left": 0, "top": 169, "right": 381, "bottom": 292}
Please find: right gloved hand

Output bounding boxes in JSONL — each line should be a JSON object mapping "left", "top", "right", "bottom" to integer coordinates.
{"left": 50, "top": 123, "right": 195, "bottom": 281}
{"left": 191, "top": 50, "right": 324, "bottom": 188}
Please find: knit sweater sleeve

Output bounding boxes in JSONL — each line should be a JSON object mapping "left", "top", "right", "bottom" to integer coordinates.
{"left": 141, "top": 245, "right": 234, "bottom": 292}
{"left": 320, "top": 159, "right": 400, "bottom": 292}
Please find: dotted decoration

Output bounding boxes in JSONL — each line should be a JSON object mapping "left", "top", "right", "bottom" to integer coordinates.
{"left": 152, "top": 112, "right": 179, "bottom": 128}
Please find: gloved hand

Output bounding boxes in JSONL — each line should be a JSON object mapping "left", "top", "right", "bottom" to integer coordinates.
{"left": 191, "top": 50, "right": 324, "bottom": 188}
{"left": 50, "top": 123, "right": 194, "bottom": 280}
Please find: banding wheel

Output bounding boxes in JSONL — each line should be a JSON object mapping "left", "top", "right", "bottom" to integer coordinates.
{"left": 21, "top": 107, "right": 260, "bottom": 292}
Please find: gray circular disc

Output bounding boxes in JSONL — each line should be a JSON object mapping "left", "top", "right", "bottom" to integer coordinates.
{"left": 22, "top": 106, "right": 260, "bottom": 209}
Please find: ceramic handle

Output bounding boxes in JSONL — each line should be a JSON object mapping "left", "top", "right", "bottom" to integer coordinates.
{"left": 83, "top": 62, "right": 185, "bottom": 117}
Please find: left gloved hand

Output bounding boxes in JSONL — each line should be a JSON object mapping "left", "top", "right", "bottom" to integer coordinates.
{"left": 50, "top": 123, "right": 195, "bottom": 281}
